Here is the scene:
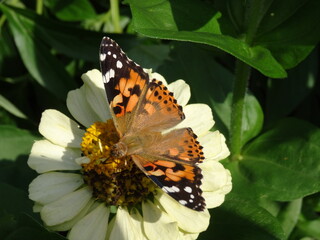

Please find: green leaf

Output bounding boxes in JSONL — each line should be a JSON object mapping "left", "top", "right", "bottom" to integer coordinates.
{"left": 297, "top": 219, "right": 320, "bottom": 239}
{"left": 128, "top": 0, "right": 287, "bottom": 78}
{"left": 241, "top": 118, "right": 320, "bottom": 201}
{"left": 44, "top": 0, "right": 96, "bottom": 21}
{"left": 266, "top": 49, "right": 318, "bottom": 124}
{"left": 0, "top": 24, "right": 25, "bottom": 77}
{"left": 1, "top": 214, "right": 67, "bottom": 240}
{"left": 0, "top": 182, "right": 34, "bottom": 217}
{"left": 158, "top": 42, "right": 263, "bottom": 147}
{"left": 127, "top": 43, "right": 170, "bottom": 70}
{"left": 215, "top": 0, "right": 320, "bottom": 69}
{"left": 241, "top": 94, "right": 264, "bottom": 146}
{"left": 199, "top": 193, "right": 285, "bottom": 240}
{"left": 0, "top": 125, "right": 39, "bottom": 161}
{"left": 0, "top": 94, "right": 27, "bottom": 119}
{"left": 255, "top": 0, "right": 320, "bottom": 69}
{"left": 277, "top": 199, "right": 302, "bottom": 238}
{"left": 0, "top": 5, "right": 138, "bottom": 63}
{"left": 0, "top": 5, "right": 77, "bottom": 100}
{"left": 224, "top": 161, "right": 263, "bottom": 201}
{"left": 0, "top": 184, "right": 66, "bottom": 239}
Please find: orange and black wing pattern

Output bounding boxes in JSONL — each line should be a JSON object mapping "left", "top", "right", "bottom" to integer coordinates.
{"left": 100, "top": 37, "right": 149, "bottom": 134}
{"left": 132, "top": 128, "right": 206, "bottom": 211}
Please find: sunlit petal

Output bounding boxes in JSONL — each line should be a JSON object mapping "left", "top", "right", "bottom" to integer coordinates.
{"left": 68, "top": 203, "right": 110, "bottom": 240}
{"left": 41, "top": 187, "right": 92, "bottom": 226}
{"left": 39, "top": 109, "right": 84, "bottom": 148}
{"left": 29, "top": 172, "right": 83, "bottom": 204}
{"left": 28, "top": 140, "right": 81, "bottom": 173}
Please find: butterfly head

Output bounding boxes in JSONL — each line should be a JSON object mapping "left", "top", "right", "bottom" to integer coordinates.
{"left": 110, "top": 141, "right": 127, "bottom": 158}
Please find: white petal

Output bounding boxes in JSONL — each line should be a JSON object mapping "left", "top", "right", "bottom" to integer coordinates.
{"left": 175, "top": 104, "right": 214, "bottom": 136}
{"left": 39, "top": 110, "right": 84, "bottom": 148}
{"left": 75, "top": 156, "right": 90, "bottom": 165}
{"left": 199, "top": 131, "right": 230, "bottom": 161}
{"left": 201, "top": 161, "right": 232, "bottom": 209}
{"left": 202, "top": 191, "right": 226, "bottom": 209}
{"left": 129, "top": 208, "right": 148, "bottom": 239}
{"left": 68, "top": 203, "right": 110, "bottom": 240}
{"left": 29, "top": 172, "right": 83, "bottom": 204}
{"left": 28, "top": 140, "right": 81, "bottom": 173}
{"left": 33, "top": 203, "right": 43, "bottom": 212}
{"left": 178, "top": 231, "right": 199, "bottom": 240}
{"left": 201, "top": 161, "right": 232, "bottom": 192}
{"left": 41, "top": 186, "right": 92, "bottom": 226}
{"left": 167, "top": 80, "right": 191, "bottom": 107}
{"left": 156, "top": 191, "right": 210, "bottom": 233}
{"left": 109, "top": 207, "right": 147, "bottom": 240}
{"left": 143, "top": 200, "right": 179, "bottom": 240}
{"left": 67, "top": 87, "right": 101, "bottom": 128}
{"left": 49, "top": 199, "right": 95, "bottom": 231}
{"left": 147, "top": 70, "right": 168, "bottom": 86}
{"left": 81, "top": 69, "right": 111, "bottom": 122}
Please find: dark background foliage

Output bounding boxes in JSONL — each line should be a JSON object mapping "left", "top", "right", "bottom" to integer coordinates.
{"left": 0, "top": 0, "right": 319, "bottom": 239}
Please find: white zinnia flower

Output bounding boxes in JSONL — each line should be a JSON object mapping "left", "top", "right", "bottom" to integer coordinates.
{"left": 28, "top": 69, "right": 232, "bottom": 240}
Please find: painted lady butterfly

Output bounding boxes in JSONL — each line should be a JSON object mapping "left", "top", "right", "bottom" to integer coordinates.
{"left": 99, "top": 37, "right": 206, "bottom": 211}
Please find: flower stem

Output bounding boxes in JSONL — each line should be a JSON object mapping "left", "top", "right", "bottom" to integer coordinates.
{"left": 229, "top": 0, "right": 267, "bottom": 160}
{"left": 230, "top": 60, "right": 251, "bottom": 161}
{"left": 110, "top": 0, "right": 122, "bottom": 33}
{"left": 36, "top": 0, "right": 43, "bottom": 15}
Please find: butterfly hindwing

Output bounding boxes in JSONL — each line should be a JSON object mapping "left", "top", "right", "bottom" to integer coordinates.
{"left": 131, "top": 155, "right": 205, "bottom": 211}
{"left": 131, "top": 127, "right": 206, "bottom": 211}
{"left": 143, "top": 128, "right": 205, "bottom": 164}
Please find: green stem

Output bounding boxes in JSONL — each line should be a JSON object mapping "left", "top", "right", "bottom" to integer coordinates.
{"left": 110, "top": 0, "right": 122, "bottom": 33}
{"left": 229, "top": 1, "right": 267, "bottom": 160}
{"left": 36, "top": 0, "right": 43, "bottom": 15}
{"left": 244, "top": 0, "right": 271, "bottom": 45}
{"left": 230, "top": 60, "right": 251, "bottom": 161}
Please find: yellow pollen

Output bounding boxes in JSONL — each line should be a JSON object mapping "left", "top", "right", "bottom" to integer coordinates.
{"left": 81, "top": 119, "right": 156, "bottom": 206}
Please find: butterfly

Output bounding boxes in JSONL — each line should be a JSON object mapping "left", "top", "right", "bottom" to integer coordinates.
{"left": 99, "top": 37, "right": 205, "bottom": 211}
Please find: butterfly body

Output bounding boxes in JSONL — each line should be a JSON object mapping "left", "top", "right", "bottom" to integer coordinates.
{"left": 100, "top": 37, "right": 206, "bottom": 211}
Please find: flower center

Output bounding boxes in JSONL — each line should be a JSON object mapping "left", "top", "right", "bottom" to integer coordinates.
{"left": 80, "top": 119, "right": 156, "bottom": 207}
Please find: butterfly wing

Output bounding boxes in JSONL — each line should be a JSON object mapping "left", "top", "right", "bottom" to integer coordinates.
{"left": 100, "top": 37, "right": 150, "bottom": 136}
{"left": 100, "top": 37, "right": 184, "bottom": 136}
{"left": 132, "top": 128, "right": 206, "bottom": 211}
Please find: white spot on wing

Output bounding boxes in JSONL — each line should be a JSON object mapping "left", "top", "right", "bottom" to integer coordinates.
{"left": 162, "top": 186, "right": 180, "bottom": 193}
{"left": 100, "top": 53, "right": 106, "bottom": 61}
{"left": 184, "top": 186, "right": 192, "bottom": 193}
{"left": 179, "top": 200, "right": 187, "bottom": 205}
{"left": 116, "top": 60, "right": 123, "bottom": 69}
{"left": 113, "top": 54, "right": 117, "bottom": 59}
{"left": 104, "top": 69, "right": 115, "bottom": 83}
{"left": 107, "top": 51, "right": 111, "bottom": 55}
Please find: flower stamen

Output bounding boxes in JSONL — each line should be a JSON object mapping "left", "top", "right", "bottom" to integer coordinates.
{"left": 81, "top": 120, "right": 156, "bottom": 207}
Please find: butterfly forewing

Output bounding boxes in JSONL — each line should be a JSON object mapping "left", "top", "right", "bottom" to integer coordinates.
{"left": 100, "top": 37, "right": 150, "bottom": 134}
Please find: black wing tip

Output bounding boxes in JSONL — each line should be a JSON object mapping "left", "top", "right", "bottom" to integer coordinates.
{"left": 101, "top": 36, "right": 114, "bottom": 45}
{"left": 192, "top": 196, "right": 206, "bottom": 211}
